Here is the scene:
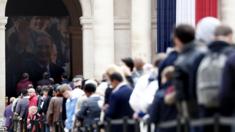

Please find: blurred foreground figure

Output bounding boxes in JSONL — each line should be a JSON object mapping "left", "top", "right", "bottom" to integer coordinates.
{"left": 197, "top": 25, "right": 234, "bottom": 132}
{"left": 47, "top": 85, "right": 63, "bottom": 132}
{"left": 4, "top": 97, "right": 15, "bottom": 132}
{"left": 172, "top": 24, "right": 202, "bottom": 118}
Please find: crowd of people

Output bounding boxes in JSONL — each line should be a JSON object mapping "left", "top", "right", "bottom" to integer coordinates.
{"left": 4, "top": 16, "right": 235, "bottom": 132}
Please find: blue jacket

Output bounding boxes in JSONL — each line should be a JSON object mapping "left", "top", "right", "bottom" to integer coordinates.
{"left": 106, "top": 84, "right": 133, "bottom": 119}
{"left": 149, "top": 82, "right": 177, "bottom": 132}
{"left": 65, "top": 96, "right": 78, "bottom": 129}
{"left": 105, "top": 84, "right": 134, "bottom": 132}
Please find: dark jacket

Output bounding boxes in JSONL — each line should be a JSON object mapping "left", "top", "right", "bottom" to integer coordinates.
{"left": 208, "top": 41, "right": 233, "bottom": 54}
{"left": 174, "top": 41, "right": 206, "bottom": 117}
{"left": 220, "top": 52, "right": 235, "bottom": 116}
{"left": 38, "top": 95, "right": 51, "bottom": 115}
{"left": 77, "top": 95, "right": 101, "bottom": 127}
{"left": 62, "top": 98, "right": 67, "bottom": 121}
{"left": 105, "top": 84, "right": 134, "bottom": 132}
{"left": 198, "top": 41, "right": 235, "bottom": 132}
{"left": 149, "top": 81, "right": 177, "bottom": 132}
{"left": 16, "top": 97, "right": 29, "bottom": 119}
{"left": 205, "top": 41, "right": 234, "bottom": 112}
{"left": 4, "top": 104, "right": 14, "bottom": 129}
{"left": 200, "top": 41, "right": 234, "bottom": 114}
{"left": 104, "top": 87, "right": 112, "bottom": 105}
{"left": 106, "top": 84, "right": 133, "bottom": 119}
{"left": 158, "top": 51, "right": 178, "bottom": 89}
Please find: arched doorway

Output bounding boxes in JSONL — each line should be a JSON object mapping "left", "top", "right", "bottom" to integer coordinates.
{"left": 4, "top": 0, "right": 83, "bottom": 97}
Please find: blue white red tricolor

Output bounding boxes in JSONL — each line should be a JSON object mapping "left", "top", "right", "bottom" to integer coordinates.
{"left": 157, "top": 0, "right": 218, "bottom": 52}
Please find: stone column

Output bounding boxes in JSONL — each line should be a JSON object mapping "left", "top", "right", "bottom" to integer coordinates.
{"left": 0, "top": 0, "right": 7, "bottom": 125}
{"left": 93, "top": 0, "right": 114, "bottom": 80}
{"left": 114, "top": 17, "right": 131, "bottom": 64}
{"left": 80, "top": 17, "right": 94, "bottom": 79}
{"left": 221, "top": 0, "right": 235, "bottom": 41}
{"left": 131, "top": 0, "right": 152, "bottom": 62}
{"left": 151, "top": 0, "right": 157, "bottom": 61}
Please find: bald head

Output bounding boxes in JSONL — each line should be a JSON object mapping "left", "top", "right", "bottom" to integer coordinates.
{"left": 134, "top": 58, "right": 145, "bottom": 70}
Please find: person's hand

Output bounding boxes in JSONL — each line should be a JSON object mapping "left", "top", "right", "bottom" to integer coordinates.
{"left": 132, "top": 112, "right": 139, "bottom": 120}
{"left": 102, "top": 104, "right": 109, "bottom": 111}
{"left": 164, "top": 92, "right": 176, "bottom": 105}
{"left": 18, "top": 116, "right": 22, "bottom": 121}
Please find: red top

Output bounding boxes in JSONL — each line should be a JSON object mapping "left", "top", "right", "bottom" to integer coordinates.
{"left": 29, "top": 95, "right": 38, "bottom": 107}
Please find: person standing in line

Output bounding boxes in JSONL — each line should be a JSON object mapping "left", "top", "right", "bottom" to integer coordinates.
{"left": 76, "top": 80, "right": 102, "bottom": 128}
{"left": 15, "top": 89, "right": 29, "bottom": 132}
{"left": 4, "top": 97, "right": 15, "bottom": 132}
{"left": 105, "top": 72, "right": 134, "bottom": 132}
{"left": 47, "top": 85, "right": 63, "bottom": 132}
{"left": 60, "top": 84, "right": 78, "bottom": 132}
{"left": 37, "top": 86, "right": 52, "bottom": 132}
{"left": 132, "top": 58, "right": 145, "bottom": 85}
{"left": 27, "top": 88, "right": 38, "bottom": 131}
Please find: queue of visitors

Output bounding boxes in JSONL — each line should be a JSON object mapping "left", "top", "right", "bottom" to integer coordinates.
{"left": 4, "top": 17, "right": 235, "bottom": 132}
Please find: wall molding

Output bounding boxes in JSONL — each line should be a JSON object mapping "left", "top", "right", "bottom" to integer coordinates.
{"left": 80, "top": 17, "right": 157, "bottom": 30}
{"left": 80, "top": 17, "right": 93, "bottom": 30}
{"left": 152, "top": 17, "right": 157, "bottom": 29}
{"left": 114, "top": 17, "right": 130, "bottom": 30}
{"left": 0, "top": 17, "right": 7, "bottom": 30}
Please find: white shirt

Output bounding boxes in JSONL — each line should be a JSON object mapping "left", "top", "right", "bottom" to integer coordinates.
{"left": 112, "top": 82, "right": 127, "bottom": 93}
{"left": 129, "top": 73, "right": 159, "bottom": 113}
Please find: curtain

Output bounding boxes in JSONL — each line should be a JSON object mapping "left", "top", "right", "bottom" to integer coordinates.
{"left": 157, "top": 0, "right": 176, "bottom": 52}
{"left": 196, "top": 0, "right": 218, "bottom": 23}
{"left": 176, "top": 0, "right": 196, "bottom": 26}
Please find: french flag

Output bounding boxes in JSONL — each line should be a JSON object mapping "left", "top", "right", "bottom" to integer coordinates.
{"left": 157, "top": 0, "right": 218, "bottom": 52}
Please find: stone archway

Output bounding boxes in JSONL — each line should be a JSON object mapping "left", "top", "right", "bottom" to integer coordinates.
{"left": 0, "top": 0, "right": 93, "bottom": 119}
{"left": 63, "top": 0, "right": 84, "bottom": 77}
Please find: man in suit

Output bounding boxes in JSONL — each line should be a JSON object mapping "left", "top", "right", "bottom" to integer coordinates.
{"left": 105, "top": 72, "right": 134, "bottom": 132}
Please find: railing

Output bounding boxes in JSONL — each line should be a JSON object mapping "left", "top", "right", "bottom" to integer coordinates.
{"left": 11, "top": 115, "right": 235, "bottom": 132}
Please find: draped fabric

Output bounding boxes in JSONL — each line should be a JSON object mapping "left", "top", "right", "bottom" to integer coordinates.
{"left": 196, "top": 0, "right": 218, "bottom": 23}
{"left": 176, "top": 0, "right": 196, "bottom": 26}
{"left": 156, "top": 0, "right": 218, "bottom": 53}
{"left": 157, "top": 0, "right": 176, "bottom": 52}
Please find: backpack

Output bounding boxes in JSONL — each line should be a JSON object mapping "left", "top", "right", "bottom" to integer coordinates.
{"left": 197, "top": 51, "right": 227, "bottom": 107}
